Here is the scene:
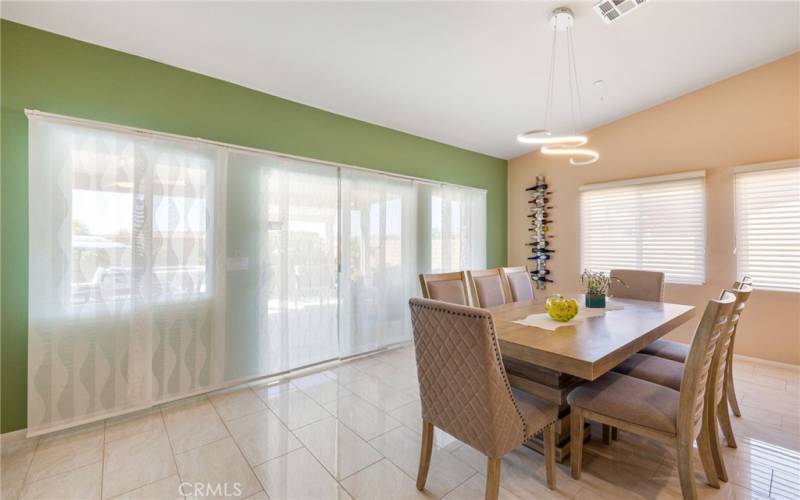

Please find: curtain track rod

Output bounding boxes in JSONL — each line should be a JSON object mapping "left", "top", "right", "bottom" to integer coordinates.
{"left": 24, "top": 109, "right": 488, "bottom": 193}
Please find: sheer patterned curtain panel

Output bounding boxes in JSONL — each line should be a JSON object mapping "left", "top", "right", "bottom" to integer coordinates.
{"left": 26, "top": 112, "right": 487, "bottom": 435}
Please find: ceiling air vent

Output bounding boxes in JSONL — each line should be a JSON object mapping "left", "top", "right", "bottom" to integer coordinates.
{"left": 593, "top": 0, "right": 647, "bottom": 24}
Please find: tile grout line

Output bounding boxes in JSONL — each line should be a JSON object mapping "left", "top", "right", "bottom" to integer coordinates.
{"left": 99, "top": 422, "right": 107, "bottom": 499}
{"left": 159, "top": 405, "right": 188, "bottom": 500}
{"left": 18, "top": 427, "right": 105, "bottom": 492}
{"left": 208, "top": 392, "right": 274, "bottom": 500}
{"left": 15, "top": 436, "right": 42, "bottom": 499}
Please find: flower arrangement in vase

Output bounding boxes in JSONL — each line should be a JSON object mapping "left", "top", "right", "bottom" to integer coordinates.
{"left": 580, "top": 269, "right": 626, "bottom": 308}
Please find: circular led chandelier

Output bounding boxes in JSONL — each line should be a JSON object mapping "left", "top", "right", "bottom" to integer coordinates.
{"left": 517, "top": 7, "right": 598, "bottom": 165}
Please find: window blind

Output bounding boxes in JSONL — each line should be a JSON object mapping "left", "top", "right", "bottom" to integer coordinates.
{"left": 580, "top": 172, "right": 706, "bottom": 285}
{"left": 735, "top": 164, "right": 800, "bottom": 292}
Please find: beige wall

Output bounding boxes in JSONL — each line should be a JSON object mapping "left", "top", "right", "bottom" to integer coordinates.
{"left": 508, "top": 52, "right": 800, "bottom": 365}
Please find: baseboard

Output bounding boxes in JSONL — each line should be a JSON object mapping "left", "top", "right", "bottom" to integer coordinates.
{"left": 733, "top": 353, "right": 800, "bottom": 371}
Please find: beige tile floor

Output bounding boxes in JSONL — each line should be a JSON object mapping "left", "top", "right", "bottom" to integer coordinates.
{"left": 2, "top": 345, "right": 799, "bottom": 500}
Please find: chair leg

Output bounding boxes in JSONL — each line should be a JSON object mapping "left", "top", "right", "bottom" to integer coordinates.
{"left": 485, "top": 457, "right": 501, "bottom": 500}
{"left": 707, "top": 401, "right": 729, "bottom": 482}
{"left": 677, "top": 440, "right": 699, "bottom": 500}
{"left": 602, "top": 424, "right": 611, "bottom": 444}
{"left": 543, "top": 423, "right": 556, "bottom": 490}
{"left": 725, "top": 366, "right": 742, "bottom": 418}
{"left": 416, "top": 420, "right": 434, "bottom": 491}
{"left": 725, "top": 338, "right": 742, "bottom": 418}
{"left": 717, "top": 398, "right": 737, "bottom": 449}
{"left": 697, "top": 431, "right": 720, "bottom": 488}
{"left": 611, "top": 427, "right": 619, "bottom": 440}
{"left": 570, "top": 409, "right": 584, "bottom": 480}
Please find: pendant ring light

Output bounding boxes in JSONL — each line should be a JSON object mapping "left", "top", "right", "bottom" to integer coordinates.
{"left": 516, "top": 7, "right": 599, "bottom": 165}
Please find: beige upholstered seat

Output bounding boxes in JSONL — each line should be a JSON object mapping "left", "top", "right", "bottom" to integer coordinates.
{"left": 500, "top": 266, "right": 534, "bottom": 302}
{"left": 640, "top": 339, "right": 689, "bottom": 362}
{"left": 568, "top": 372, "right": 680, "bottom": 434}
{"left": 419, "top": 272, "right": 471, "bottom": 305}
{"left": 409, "top": 298, "right": 558, "bottom": 498}
{"left": 467, "top": 269, "right": 509, "bottom": 308}
{"left": 609, "top": 269, "right": 665, "bottom": 302}
{"left": 568, "top": 291, "right": 736, "bottom": 500}
{"left": 612, "top": 353, "right": 683, "bottom": 391}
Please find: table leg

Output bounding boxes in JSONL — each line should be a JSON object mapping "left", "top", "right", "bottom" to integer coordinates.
{"left": 504, "top": 359, "right": 591, "bottom": 463}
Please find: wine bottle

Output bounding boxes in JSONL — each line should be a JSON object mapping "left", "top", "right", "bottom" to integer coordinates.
{"left": 524, "top": 241, "right": 549, "bottom": 247}
{"left": 525, "top": 183, "right": 548, "bottom": 191}
{"left": 527, "top": 201, "right": 554, "bottom": 208}
{"left": 530, "top": 276, "right": 554, "bottom": 283}
{"left": 530, "top": 269, "right": 551, "bottom": 275}
{"left": 531, "top": 248, "right": 555, "bottom": 254}
{"left": 528, "top": 254, "right": 552, "bottom": 261}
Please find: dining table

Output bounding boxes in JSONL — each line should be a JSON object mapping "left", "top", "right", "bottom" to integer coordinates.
{"left": 486, "top": 294, "right": 695, "bottom": 462}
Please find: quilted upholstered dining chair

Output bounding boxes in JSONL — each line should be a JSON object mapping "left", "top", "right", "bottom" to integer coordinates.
{"left": 568, "top": 291, "right": 736, "bottom": 500}
{"left": 408, "top": 298, "right": 559, "bottom": 499}
{"left": 609, "top": 269, "right": 665, "bottom": 302}
{"left": 500, "top": 266, "right": 535, "bottom": 302}
{"left": 467, "top": 268, "right": 509, "bottom": 308}
{"left": 419, "top": 271, "right": 471, "bottom": 305}
{"left": 612, "top": 285, "right": 752, "bottom": 486}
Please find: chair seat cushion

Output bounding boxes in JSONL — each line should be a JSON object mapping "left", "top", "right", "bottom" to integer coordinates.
{"left": 511, "top": 388, "right": 558, "bottom": 439}
{"left": 567, "top": 372, "right": 679, "bottom": 435}
{"left": 612, "top": 353, "right": 684, "bottom": 391}
{"left": 639, "top": 339, "right": 689, "bottom": 363}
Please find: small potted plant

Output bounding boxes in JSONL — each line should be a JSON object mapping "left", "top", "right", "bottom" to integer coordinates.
{"left": 581, "top": 269, "right": 625, "bottom": 308}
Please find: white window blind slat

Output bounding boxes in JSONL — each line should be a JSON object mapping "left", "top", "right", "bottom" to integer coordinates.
{"left": 735, "top": 165, "right": 800, "bottom": 292}
{"left": 581, "top": 175, "right": 706, "bottom": 285}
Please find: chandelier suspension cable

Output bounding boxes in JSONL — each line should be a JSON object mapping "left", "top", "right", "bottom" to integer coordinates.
{"left": 565, "top": 28, "right": 577, "bottom": 135}
{"left": 567, "top": 26, "right": 584, "bottom": 129}
{"left": 543, "top": 27, "right": 558, "bottom": 133}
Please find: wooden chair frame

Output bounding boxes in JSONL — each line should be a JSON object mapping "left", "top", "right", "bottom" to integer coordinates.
{"left": 570, "top": 292, "right": 736, "bottom": 500}
{"left": 417, "top": 420, "right": 557, "bottom": 498}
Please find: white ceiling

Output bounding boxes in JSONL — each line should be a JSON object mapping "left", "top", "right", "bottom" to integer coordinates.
{"left": 2, "top": 1, "right": 798, "bottom": 159}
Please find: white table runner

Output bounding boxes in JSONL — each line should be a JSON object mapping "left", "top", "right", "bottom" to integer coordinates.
{"left": 513, "top": 302, "right": 624, "bottom": 331}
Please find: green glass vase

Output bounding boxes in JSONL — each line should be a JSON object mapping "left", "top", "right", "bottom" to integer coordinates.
{"left": 585, "top": 293, "right": 606, "bottom": 308}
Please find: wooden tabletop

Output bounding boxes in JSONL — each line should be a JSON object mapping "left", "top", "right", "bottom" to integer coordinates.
{"left": 488, "top": 295, "right": 695, "bottom": 381}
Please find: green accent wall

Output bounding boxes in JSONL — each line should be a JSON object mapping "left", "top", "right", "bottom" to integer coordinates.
{"left": 0, "top": 20, "right": 507, "bottom": 433}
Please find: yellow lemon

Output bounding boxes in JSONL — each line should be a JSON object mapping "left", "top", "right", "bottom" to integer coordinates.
{"left": 545, "top": 294, "right": 578, "bottom": 322}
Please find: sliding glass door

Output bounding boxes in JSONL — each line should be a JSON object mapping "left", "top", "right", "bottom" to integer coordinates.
{"left": 27, "top": 112, "right": 486, "bottom": 435}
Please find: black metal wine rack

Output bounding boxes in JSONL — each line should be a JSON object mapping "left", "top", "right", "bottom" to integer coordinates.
{"left": 525, "top": 175, "right": 553, "bottom": 290}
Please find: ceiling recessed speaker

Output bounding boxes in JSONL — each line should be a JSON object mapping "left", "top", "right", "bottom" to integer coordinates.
{"left": 593, "top": 0, "right": 647, "bottom": 24}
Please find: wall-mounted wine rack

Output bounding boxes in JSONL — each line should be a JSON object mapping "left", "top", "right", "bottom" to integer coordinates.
{"left": 526, "top": 175, "right": 553, "bottom": 290}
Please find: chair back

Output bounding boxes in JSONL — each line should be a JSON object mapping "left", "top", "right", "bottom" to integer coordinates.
{"left": 609, "top": 269, "right": 665, "bottom": 302}
{"left": 467, "top": 269, "right": 509, "bottom": 308}
{"left": 500, "top": 266, "right": 535, "bottom": 302}
{"left": 709, "top": 285, "right": 752, "bottom": 406}
{"left": 409, "top": 298, "right": 526, "bottom": 458}
{"left": 419, "top": 272, "right": 470, "bottom": 305}
{"left": 676, "top": 291, "right": 736, "bottom": 442}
